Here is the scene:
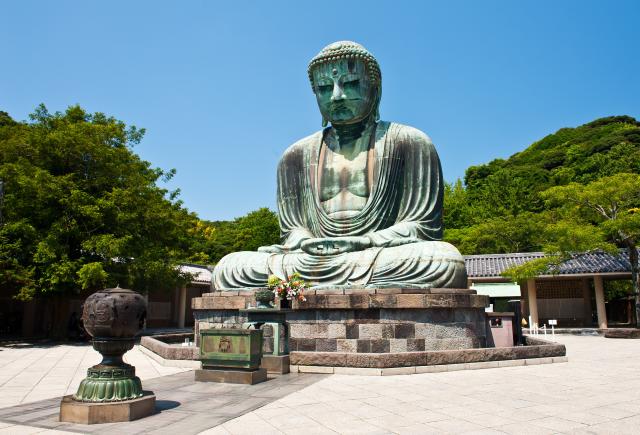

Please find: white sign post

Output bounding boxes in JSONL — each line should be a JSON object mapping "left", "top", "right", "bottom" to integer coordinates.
{"left": 548, "top": 319, "right": 557, "bottom": 339}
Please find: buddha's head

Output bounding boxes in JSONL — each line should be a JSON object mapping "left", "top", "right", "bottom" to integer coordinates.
{"left": 308, "top": 41, "right": 381, "bottom": 127}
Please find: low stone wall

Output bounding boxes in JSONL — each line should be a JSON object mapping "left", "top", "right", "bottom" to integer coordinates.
{"left": 146, "top": 332, "right": 193, "bottom": 344}
{"left": 604, "top": 328, "right": 640, "bottom": 339}
{"left": 288, "top": 335, "right": 565, "bottom": 368}
{"left": 140, "top": 335, "right": 198, "bottom": 360}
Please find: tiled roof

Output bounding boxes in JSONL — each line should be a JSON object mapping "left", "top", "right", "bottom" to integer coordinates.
{"left": 178, "top": 264, "right": 212, "bottom": 284}
{"left": 464, "top": 250, "right": 635, "bottom": 278}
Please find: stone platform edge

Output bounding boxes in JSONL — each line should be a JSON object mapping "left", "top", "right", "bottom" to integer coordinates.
{"left": 289, "top": 336, "right": 566, "bottom": 369}
{"left": 290, "top": 356, "right": 569, "bottom": 376}
{"left": 193, "top": 288, "right": 487, "bottom": 310}
{"left": 138, "top": 341, "right": 201, "bottom": 369}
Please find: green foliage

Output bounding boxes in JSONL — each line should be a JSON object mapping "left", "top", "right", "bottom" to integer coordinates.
{"left": 501, "top": 173, "right": 640, "bottom": 323}
{"left": 502, "top": 257, "right": 556, "bottom": 283}
{"left": 76, "top": 262, "right": 108, "bottom": 290}
{"left": 0, "top": 105, "right": 201, "bottom": 299}
{"left": 444, "top": 115, "right": 640, "bottom": 256}
{"left": 605, "top": 280, "right": 634, "bottom": 301}
{"left": 445, "top": 212, "right": 549, "bottom": 255}
{"left": 194, "top": 208, "right": 280, "bottom": 263}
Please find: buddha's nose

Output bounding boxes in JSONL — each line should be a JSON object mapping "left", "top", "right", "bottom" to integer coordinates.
{"left": 331, "top": 83, "right": 346, "bottom": 101}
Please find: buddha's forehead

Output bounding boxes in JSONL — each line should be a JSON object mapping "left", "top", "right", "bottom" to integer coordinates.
{"left": 312, "top": 58, "right": 367, "bottom": 80}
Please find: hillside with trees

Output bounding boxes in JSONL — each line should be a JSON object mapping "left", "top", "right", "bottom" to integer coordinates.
{"left": 444, "top": 115, "right": 640, "bottom": 255}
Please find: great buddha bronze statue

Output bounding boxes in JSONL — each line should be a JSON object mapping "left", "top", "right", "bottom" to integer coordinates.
{"left": 213, "top": 41, "right": 467, "bottom": 289}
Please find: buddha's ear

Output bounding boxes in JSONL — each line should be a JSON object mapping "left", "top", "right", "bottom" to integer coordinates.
{"left": 322, "top": 115, "right": 328, "bottom": 127}
{"left": 373, "top": 87, "right": 381, "bottom": 122}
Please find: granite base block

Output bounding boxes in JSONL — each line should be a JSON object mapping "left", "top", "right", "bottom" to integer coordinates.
{"left": 604, "top": 328, "right": 640, "bottom": 339}
{"left": 195, "top": 368, "right": 267, "bottom": 385}
{"left": 261, "top": 355, "right": 290, "bottom": 374}
{"left": 59, "top": 393, "right": 156, "bottom": 424}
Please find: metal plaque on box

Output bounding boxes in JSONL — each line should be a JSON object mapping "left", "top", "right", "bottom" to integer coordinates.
{"left": 199, "top": 328, "right": 263, "bottom": 370}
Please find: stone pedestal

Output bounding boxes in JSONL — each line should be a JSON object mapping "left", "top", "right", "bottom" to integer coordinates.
{"left": 59, "top": 393, "right": 156, "bottom": 424}
{"left": 261, "top": 355, "right": 290, "bottom": 374}
{"left": 195, "top": 368, "right": 267, "bottom": 384}
{"left": 192, "top": 288, "right": 489, "bottom": 369}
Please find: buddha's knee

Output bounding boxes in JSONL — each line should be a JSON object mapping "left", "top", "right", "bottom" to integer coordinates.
{"left": 212, "top": 251, "right": 271, "bottom": 290}
{"left": 378, "top": 241, "right": 464, "bottom": 263}
{"left": 371, "top": 241, "right": 467, "bottom": 288}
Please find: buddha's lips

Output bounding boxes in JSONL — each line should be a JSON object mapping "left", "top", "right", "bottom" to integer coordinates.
{"left": 330, "top": 103, "right": 350, "bottom": 112}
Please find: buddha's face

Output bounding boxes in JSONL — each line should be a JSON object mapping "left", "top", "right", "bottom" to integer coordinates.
{"left": 312, "top": 59, "right": 377, "bottom": 125}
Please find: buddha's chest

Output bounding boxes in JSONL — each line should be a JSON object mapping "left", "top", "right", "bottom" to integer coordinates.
{"left": 319, "top": 148, "right": 369, "bottom": 201}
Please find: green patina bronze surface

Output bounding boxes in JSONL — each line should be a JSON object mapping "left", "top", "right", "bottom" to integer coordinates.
{"left": 73, "top": 365, "right": 143, "bottom": 402}
{"left": 242, "top": 308, "right": 290, "bottom": 356}
{"left": 73, "top": 339, "right": 143, "bottom": 402}
{"left": 213, "top": 41, "right": 468, "bottom": 290}
{"left": 200, "top": 329, "right": 263, "bottom": 370}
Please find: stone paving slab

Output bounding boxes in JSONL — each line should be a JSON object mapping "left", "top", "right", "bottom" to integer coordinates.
{"left": 0, "top": 343, "right": 189, "bottom": 409}
{"left": 0, "top": 371, "right": 327, "bottom": 434}
{"left": 203, "top": 335, "right": 640, "bottom": 434}
{"left": 1, "top": 335, "right": 640, "bottom": 434}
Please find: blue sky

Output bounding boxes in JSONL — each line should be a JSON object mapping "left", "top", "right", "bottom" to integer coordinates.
{"left": 2, "top": 1, "right": 639, "bottom": 221}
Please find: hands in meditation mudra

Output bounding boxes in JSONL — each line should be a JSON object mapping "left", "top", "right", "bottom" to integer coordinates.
{"left": 213, "top": 41, "right": 467, "bottom": 290}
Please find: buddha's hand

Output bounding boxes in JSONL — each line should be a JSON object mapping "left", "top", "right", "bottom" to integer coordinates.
{"left": 384, "top": 237, "right": 421, "bottom": 247}
{"left": 258, "top": 241, "right": 302, "bottom": 253}
{"left": 301, "top": 236, "right": 372, "bottom": 256}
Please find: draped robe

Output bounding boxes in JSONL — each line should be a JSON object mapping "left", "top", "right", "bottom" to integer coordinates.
{"left": 213, "top": 121, "right": 467, "bottom": 289}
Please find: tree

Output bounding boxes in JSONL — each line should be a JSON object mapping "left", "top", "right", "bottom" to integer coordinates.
{"left": 0, "top": 105, "right": 199, "bottom": 300}
{"left": 446, "top": 212, "right": 548, "bottom": 255}
{"left": 443, "top": 115, "right": 640, "bottom": 256}
{"left": 194, "top": 208, "right": 280, "bottom": 263}
{"left": 503, "top": 173, "right": 640, "bottom": 327}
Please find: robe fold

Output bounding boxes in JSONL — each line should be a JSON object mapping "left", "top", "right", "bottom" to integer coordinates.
{"left": 213, "top": 121, "right": 468, "bottom": 290}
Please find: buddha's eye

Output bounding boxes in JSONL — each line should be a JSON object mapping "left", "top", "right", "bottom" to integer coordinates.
{"left": 317, "top": 84, "right": 332, "bottom": 93}
{"left": 343, "top": 79, "right": 360, "bottom": 88}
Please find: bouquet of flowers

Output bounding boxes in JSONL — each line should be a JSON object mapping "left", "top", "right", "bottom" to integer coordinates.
{"left": 267, "top": 273, "right": 308, "bottom": 302}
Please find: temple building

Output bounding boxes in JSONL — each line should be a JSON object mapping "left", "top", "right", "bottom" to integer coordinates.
{"left": 466, "top": 250, "right": 637, "bottom": 329}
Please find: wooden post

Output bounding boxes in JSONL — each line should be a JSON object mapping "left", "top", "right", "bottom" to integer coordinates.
{"left": 593, "top": 275, "right": 608, "bottom": 329}
{"left": 582, "top": 278, "right": 593, "bottom": 326}
{"left": 527, "top": 279, "right": 539, "bottom": 328}
{"left": 22, "top": 300, "right": 36, "bottom": 337}
{"left": 178, "top": 286, "right": 187, "bottom": 329}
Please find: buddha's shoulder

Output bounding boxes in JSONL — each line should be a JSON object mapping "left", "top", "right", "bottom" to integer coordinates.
{"left": 385, "top": 122, "right": 434, "bottom": 146}
{"left": 281, "top": 130, "right": 323, "bottom": 160}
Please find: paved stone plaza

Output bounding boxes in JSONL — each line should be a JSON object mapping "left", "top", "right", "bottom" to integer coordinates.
{"left": 0, "top": 335, "right": 639, "bottom": 434}
{"left": 0, "top": 342, "right": 189, "bottom": 409}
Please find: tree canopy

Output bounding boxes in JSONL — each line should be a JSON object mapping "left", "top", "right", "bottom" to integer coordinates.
{"left": 0, "top": 105, "right": 203, "bottom": 299}
{"left": 191, "top": 208, "right": 280, "bottom": 264}
{"left": 502, "top": 174, "right": 640, "bottom": 326}
{"left": 444, "top": 115, "right": 640, "bottom": 255}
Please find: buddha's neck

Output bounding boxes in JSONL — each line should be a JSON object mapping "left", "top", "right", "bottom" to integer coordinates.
{"left": 331, "top": 116, "right": 376, "bottom": 152}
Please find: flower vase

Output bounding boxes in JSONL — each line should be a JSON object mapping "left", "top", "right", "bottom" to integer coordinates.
{"left": 279, "top": 298, "right": 291, "bottom": 309}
